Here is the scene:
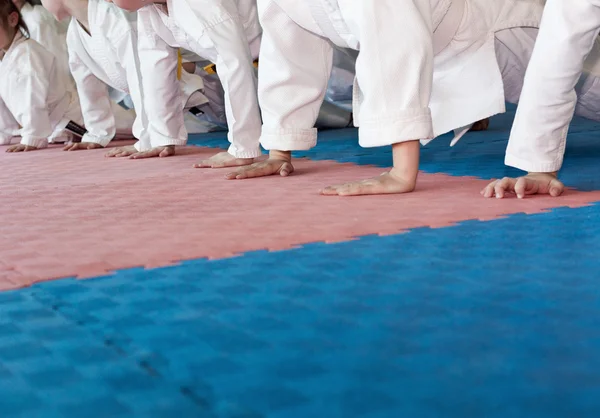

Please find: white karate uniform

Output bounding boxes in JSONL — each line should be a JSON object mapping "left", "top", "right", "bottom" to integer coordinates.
{"left": 505, "top": 0, "right": 600, "bottom": 173}
{"left": 67, "top": 0, "right": 205, "bottom": 149}
{"left": 137, "top": 0, "right": 263, "bottom": 156}
{"left": 258, "top": 0, "right": 436, "bottom": 151}
{"left": 256, "top": 0, "right": 548, "bottom": 151}
{"left": 0, "top": 35, "right": 83, "bottom": 148}
{"left": 20, "top": 3, "right": 71, "bottom": 86}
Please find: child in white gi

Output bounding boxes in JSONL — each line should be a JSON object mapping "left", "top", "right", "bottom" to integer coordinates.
{"left": 225, "top": 0, "right": 555, "bottom": 196}
{"left": 108, "top": 0, "right": 264, "bottom": 168}
{"left": 0, "top": 0, "right": 84, "bottom": 151}
{"left": 483, "top": 0, "right": 600, "bottom": 199}
{"left": 14, "top": 0, "right": 136, "bottom": 147}
{"left": 40, "top": 0, "right": 206, "bottom": 157}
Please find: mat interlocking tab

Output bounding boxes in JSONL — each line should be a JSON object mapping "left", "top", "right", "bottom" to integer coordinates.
{"left": 0, "top": 141, "right": 599, "bottom": 288}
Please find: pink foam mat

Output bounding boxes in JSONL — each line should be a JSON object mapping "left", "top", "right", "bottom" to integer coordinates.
{"left": 0, "top": 142, "right": 599, "bottom": 290}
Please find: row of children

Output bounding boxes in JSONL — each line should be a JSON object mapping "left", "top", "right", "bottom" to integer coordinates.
{"left": 0, "top": 0, "right": 597, "bottom": 197}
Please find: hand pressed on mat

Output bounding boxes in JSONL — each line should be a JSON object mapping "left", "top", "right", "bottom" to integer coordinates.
{"left": 321, "top": 140, "right": 419, "bottom": 196}
{"left": 194, "top": 151, "right": 256, "bottom": 169}
{"left": 105, "top": 145, "right": 175, "bottom": 159}
{"left": 6, "top": 144, "right": 38, "bottom": 153}
{"left": 225, "top": 150, "right": 293, "bottom": 179}
{"left": 63, "top": 142, "right": 103, "bottom": 151}
{"left": 481, "top": 172, "right": 565, "bottom": 199}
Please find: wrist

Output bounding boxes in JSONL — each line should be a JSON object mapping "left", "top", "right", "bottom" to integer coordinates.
{"left": 528, "top": 171, "right": 558, "bottom": 178}
{"left": 269, "top": 150, "right": 291, "bottom": 162}
{"left": 390, "top": 140, "right": 420, "bottom": 184}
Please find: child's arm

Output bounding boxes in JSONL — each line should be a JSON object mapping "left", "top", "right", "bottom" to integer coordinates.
{"left": 0, "top": 95, "right": 20, "bottom": 146}
{"left": 225, "top": 0, "right": 336, "bottom": 180}
{"left": 7, "top": 69, "right": 55, "bottom": 152}
{"left": 195, "top": 4, "right": 262, "bottom": 161}
{"left": 484, "top": 0, "right": 600, "bottom": 198}
{"left": 126, "top": 7, "right": 182, "bottom": 157}
{"left": 67, "top": 48, "right": 116, "bottom": 149}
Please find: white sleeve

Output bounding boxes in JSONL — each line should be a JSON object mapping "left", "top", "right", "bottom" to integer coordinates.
{"left": 112, "top": 25, "right": 152, "bottom": 151}
{"left": 69, "top": 50, "right": 116, "bottom": 146}
{"left": 257, "top": 0, "right": 333, "bottom": 151}
{"left": 0, "top": 95, "right": 19, "bottom": 145}
{"left": 136, "top": 8, "right": 185, "bottom": 149}
{"left": 202, "top": 11, "right": 261, "bottom": 158}
{"left": 351, "top": 0, "right": 434, "bottom": 148}
{"left": 13, "top": 71, "right": 54, "bottom": 148}
{"left": 505, "top": 0, "right": 600, "bottom": 173}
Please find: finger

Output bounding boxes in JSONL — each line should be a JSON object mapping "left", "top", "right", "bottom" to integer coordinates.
{"left": 320, "top": 185, "right": 342, "bottom": 195}
{"left": 130, "top": 150, "right": 159, "bottom": 159}
{"left": 337, "top": 180, "right": 379, "bottom": 196}
{"left": 159, "top": 148, "right": 174, "bottom": 158}
{"left": 242, "top": 164, "right": 279, "bottom": 179}
{"left": 279, "top": 162, "right": 293, "bottom": 177}
{"left": 514, "top": 177, "right": 530, "bottom": 199}
{"left": 194, "top": 160, "right": 212, "bottom": 168}
{"left": 225, "top": 163, "right": 267, "bottom": 180}
{"left": 549, "top": 179, "right": 565, "bottom": 197}
{"left": 481, "top": 181, "right": 497, "bottom": 198}
{"left": 338, "top": 182, "right": 374, "bottom": 196}
{"left": 494, "top": 177, "right": 516, "bottom": 199}
{"left": 63, "top": 143, "right": 73, "bottom": 151}
{"left": 105, "top": 149, "right": 120, "bottom": 157}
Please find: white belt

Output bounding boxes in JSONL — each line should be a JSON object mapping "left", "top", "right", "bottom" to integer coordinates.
{"left": 307, "top": 0, "right": 349, "bottom": 48}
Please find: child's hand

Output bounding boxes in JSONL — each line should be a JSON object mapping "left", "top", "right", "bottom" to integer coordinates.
{"left": 6, "top": 144, "right": 37, "bottom": 153}
{"left": 129, "top": 145, "right": 175, "bottom": 159}
{"left": 105, "top": 145, "right": 138, "bottom": 158}
{"left": 63, "top": 142, "right": 103, "bottom": 151}
{"left": 194, "top": 151, "right": 256, "bottom": 168}
{"left": 320, "top": 170, "right": 416, "bottom": 196}
{"left": 225, "top": 151, "right": 293, "bottom": 179}
{"left": 106, "top": 145, "right": 175, "bottom": 159}
{"left": 481, "top": 172, "right": 565, "bottom": 199}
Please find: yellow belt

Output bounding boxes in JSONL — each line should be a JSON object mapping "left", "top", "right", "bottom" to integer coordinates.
{"left": 203, "top": 59, "right": 259, "bottom": 75}
{"left": 177, "top": 49, "right": 182, "bottom": 80}
{"left": 177, "top": 49, "right": 258, "bottom": 78}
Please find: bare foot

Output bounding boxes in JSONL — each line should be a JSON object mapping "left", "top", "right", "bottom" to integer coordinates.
{"left": 481, "top": 172, "right": 564, "bottom": 199}
{"left": 194, "top": 151, "right": 256, "bottom": 168}
{"left": 63, "top": 142, "right": 103, "bottom": 151}
{"left": 469, "top": 118, "right": 490, "bottom": 132}
{"left": 320, "top": 171, "right": 416, "bottom": 196}
{"left": 129, "top": 145, "right": 175, "bottom": 159}
{"left": 105, "top": 145, "right": 137, "bottom": 158}
{"left": 225, "top": 151, "right": 293, "bottom": 180}
{"left": 6, "top": 144, "right": 38, "bottom": 153}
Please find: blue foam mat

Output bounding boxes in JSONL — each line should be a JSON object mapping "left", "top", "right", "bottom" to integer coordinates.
{"left": 0, "top": 204, "right": 597, "bottom": 417}
{"left": 1, "top": 106, "right": 600, "bottom": 417}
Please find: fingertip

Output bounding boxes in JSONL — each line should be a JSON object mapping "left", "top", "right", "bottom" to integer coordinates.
{"left": 517, "top": 194, "right": 524, "bottom": 199}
